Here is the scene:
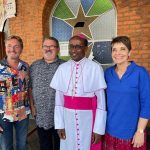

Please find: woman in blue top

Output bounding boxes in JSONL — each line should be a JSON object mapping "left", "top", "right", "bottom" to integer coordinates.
{"left": 103, "top": 36, "right": 150, "bottom": 150}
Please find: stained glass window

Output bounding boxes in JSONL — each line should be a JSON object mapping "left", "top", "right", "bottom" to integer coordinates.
{"left": 50, "top": 0, "right": 116, "bottom": 67}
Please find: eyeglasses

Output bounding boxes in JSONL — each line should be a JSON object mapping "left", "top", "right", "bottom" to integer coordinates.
{"left": 69, "top": 44, "right": 85, "bottom": 50}
{"left": 42, "top": 45, "right": 58, "bottom": 49}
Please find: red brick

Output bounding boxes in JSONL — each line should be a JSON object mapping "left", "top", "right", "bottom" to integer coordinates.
{"left": 7, "top": 0, "right": 150, "bottom": 72}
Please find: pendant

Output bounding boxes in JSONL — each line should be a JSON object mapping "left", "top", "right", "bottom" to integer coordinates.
{"left": 72, "top": 89, "right": 74, "bottom": 99}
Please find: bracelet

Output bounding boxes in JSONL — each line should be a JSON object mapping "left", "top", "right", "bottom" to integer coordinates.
{"left": 137, "top": 129, "right": 144, "bottom": 134}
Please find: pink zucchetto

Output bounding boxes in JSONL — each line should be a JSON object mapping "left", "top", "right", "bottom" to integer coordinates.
{"left": 70, "top": 33, "right": 87, "bottom": 40}
{"left": 75, "top": 33, "right": 87, "bottom": 40}
{"left": 69, "top": 33, "right": 88, "bottom": 46}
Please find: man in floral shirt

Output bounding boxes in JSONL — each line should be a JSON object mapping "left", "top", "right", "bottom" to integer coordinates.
{"left": 0, "top": 35, "right": 30, "bottom": 150}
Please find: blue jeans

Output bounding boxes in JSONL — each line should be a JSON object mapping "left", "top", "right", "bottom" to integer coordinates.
{"left": 0, "top": 114, "right": 29, "bottom": 150}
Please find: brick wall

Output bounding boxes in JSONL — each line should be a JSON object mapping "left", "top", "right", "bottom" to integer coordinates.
{"left": 8, "top": 0, "right": 150, "bottom": 72}
{"left": 9, "top": 0, "right": 54, "bottom": 64}
{"left": 114, "top": 0, "right": 150, "bottom": 71}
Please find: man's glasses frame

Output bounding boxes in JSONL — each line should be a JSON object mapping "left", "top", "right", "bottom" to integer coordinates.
{"left": 69, "top": 44, "right": 85, "bottom": 50}
{"left": 42, "top": 45, "right": 58, "bottom": 49}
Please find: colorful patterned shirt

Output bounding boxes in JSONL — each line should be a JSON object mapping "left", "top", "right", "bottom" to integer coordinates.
{"left": 0, "top": 58, "right": 30, "bottom": 122}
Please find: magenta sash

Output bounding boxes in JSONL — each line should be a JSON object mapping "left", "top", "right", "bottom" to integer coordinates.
{"left": 64, "top": 96, "right": 93, "bottom": 110}
{"left": 64, "top": 95, "right": 101, "bottom": 150}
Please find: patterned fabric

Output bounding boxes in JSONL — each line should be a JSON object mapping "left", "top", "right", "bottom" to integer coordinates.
{"left": 29, "top": 58, "right": 65, "bottom": 129}
{"left": 102, "top": 133, "right": 146, "bottom": 150}
{"left": 0, "top": 58, "right": 30, "bottom": 122}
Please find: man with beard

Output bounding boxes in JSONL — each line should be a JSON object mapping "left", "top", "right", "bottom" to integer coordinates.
{"left": 50, "top": 34, "right": 107, "bottom": 150}
{"left": 30, "top": 37, "right": 65, "bottom": 150}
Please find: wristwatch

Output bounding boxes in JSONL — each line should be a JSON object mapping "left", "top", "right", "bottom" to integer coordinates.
{"left": 137, "top": 129, "right": 144, "bottom": 133}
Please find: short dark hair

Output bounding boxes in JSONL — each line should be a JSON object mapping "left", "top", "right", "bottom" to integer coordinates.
{"left": 111, "top": 36, "right": 132, "bottom": 51}
{"left": 69, "top": 35, "right": 88, "bottom": 46}
{"left": 5, "top": 35, "right": 23, "bottom": 49}
{"left": 43, "top": 36, "right": 60, "bottom": 48}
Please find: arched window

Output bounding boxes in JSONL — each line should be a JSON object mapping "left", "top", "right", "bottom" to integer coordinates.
{"left": 50, "top": 0, "right": 117, "bottom": 68}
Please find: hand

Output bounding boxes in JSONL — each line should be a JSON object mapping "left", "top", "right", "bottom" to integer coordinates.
{"left": 57, "top": 129, "right": 66, "bottom": 140}
{"left": 31, "top": 105, "right": 36, "bottom": 118}
{"left": 0, "top": 126, "right": 3, "bottom": 133}
{"left": 91, "top": 132, "right": 102, "bottom": 144}
{"left": 132, "top": 131, "right": 144, "bottom": 148}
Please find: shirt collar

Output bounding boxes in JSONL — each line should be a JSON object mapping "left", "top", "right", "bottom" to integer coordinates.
{"left": 42, "top": 56, "right": 60, "bottom": 64}
{"left": 112, "top": 61, "right": 136, "bottom": 80}
{"left": 0, "top": 57, "right": 27, "bottom": 71}
{"left": 71, "top": 57, "right": 86, "bottom": 65}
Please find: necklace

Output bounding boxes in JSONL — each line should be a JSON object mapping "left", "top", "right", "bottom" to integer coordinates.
{"left": 115, "top": 62, "right": 130, "bottom": 79}
{"left": 115, "top": 68, "right": 125, "bottom": 78}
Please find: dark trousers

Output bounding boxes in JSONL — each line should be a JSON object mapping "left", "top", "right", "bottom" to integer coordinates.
{"left": 37, "top": 126, "right": 60, "bottom": 150}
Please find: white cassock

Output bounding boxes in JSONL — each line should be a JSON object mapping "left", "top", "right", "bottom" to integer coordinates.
{"left": 50, "top": 57, "right": 107, "bottom": 150}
